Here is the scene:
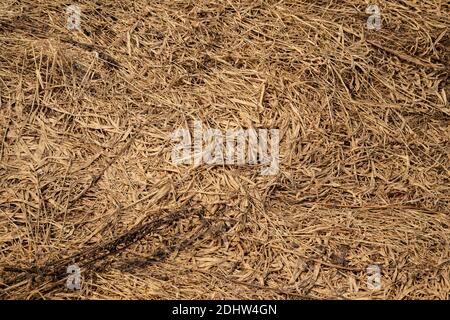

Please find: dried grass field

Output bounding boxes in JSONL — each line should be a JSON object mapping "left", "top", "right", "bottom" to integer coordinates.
{"left": 0, "top": 0, "right": 449, "bottom": 299}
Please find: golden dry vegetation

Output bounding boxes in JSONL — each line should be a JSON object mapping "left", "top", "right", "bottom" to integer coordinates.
{"left": 0, "top": 0, "right": 449, "bottom": 299}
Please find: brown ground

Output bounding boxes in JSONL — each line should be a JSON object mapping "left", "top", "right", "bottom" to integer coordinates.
{"left": 0, "top": 0, "right": 449, "bottom": 299}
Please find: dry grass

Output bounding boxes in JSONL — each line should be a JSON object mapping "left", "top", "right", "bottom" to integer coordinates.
{"left": 0, "top": 0, "right": 449, "bottom": 300}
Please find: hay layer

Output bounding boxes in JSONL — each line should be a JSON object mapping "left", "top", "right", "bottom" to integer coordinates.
{"left": 0, "top": 0, "right": 449, "bottom": 299}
